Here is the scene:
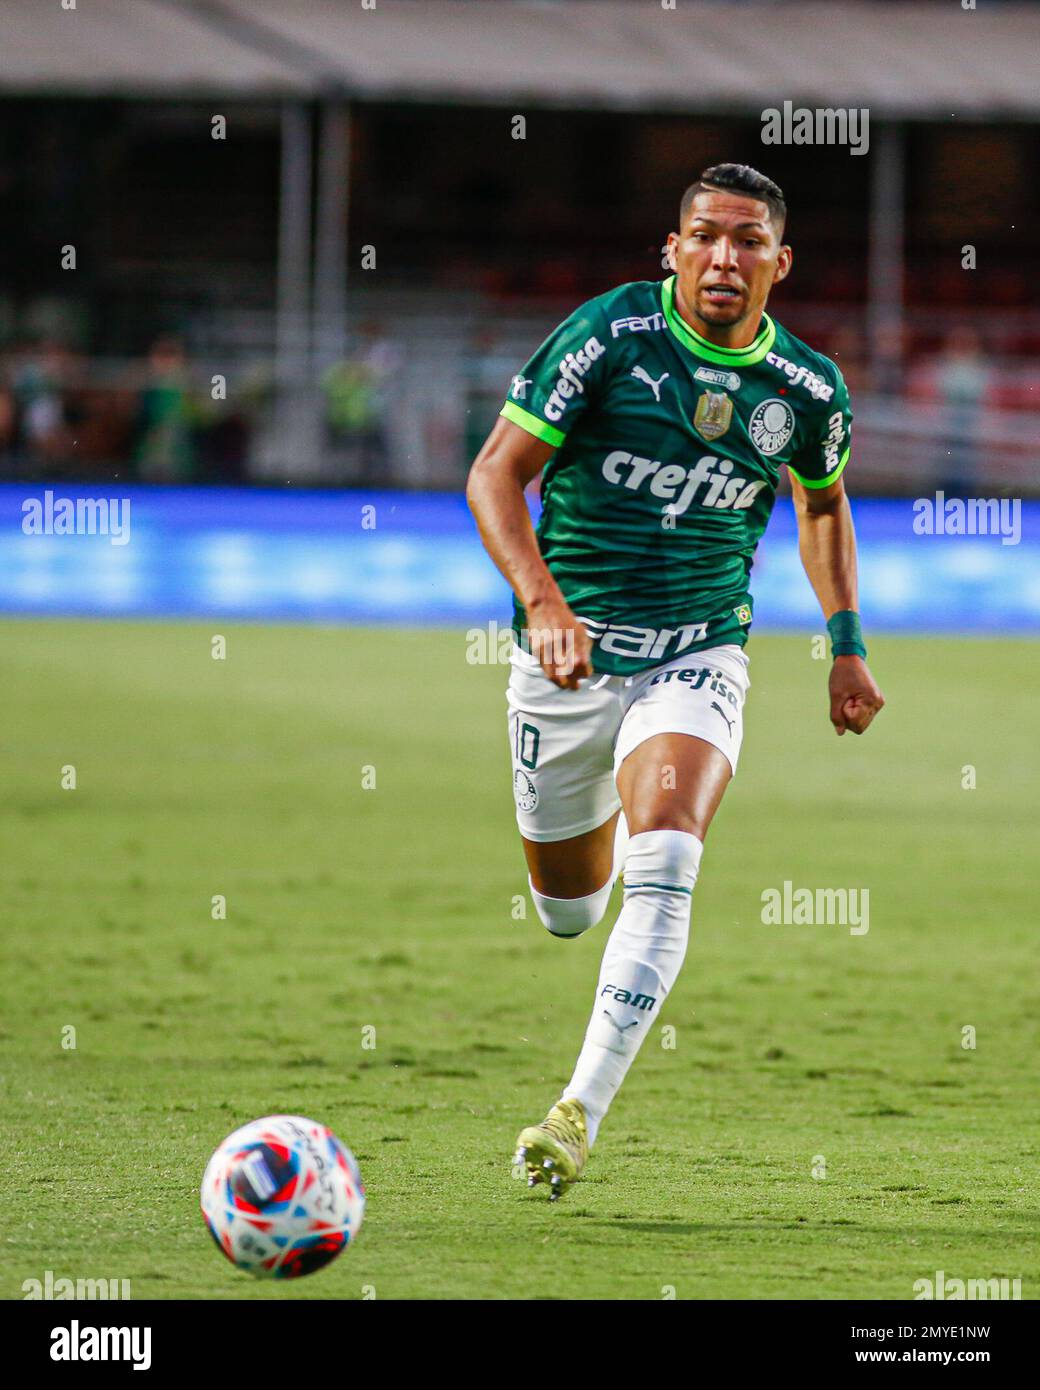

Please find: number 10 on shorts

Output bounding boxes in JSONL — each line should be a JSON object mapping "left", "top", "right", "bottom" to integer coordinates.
{"left": 515, "top": 720, "right": 540, "bottom": 770}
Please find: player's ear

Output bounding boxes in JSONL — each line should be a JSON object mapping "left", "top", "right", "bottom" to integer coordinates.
{"left": 664, "top": 231, "right": 679, "bottom": 271}
{"left": 773, "top": 244, "right": 792, "bottom": 284}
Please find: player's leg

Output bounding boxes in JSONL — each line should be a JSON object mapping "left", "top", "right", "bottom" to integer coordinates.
{"left": 518, "top": 648, "right": 750, "bottom": 1197}
{"left": 507, "top": 647, "right": 629, "bottom": 939}
{"left": 616, "top": 731, "right": 731, "bottom": 838}
{"left": 522, "top": 811, "right": 629, "bottom": 938}
{"left": 559, "top": 733, "right": 729, "bottom": 1142}
{"left": 506, "top": 650, "right": 633, "bottom": 1197}
{"left": 514, "top": 740, "right": 726, "bottom": 1198}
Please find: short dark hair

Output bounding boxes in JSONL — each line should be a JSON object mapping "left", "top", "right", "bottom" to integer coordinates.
{"left": 680, "top": 163, "right": 787, "bottom": 235}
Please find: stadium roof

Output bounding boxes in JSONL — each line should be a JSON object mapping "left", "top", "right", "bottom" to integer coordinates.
{"left": 2, "top": 0, "right": 1038, "bottom": 118}
{"left": 0, "top": 0, "right": 310, "bottom": 95}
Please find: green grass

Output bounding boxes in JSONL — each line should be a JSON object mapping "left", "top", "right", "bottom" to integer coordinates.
{"left": 1, "top": 620, "right": 1037, "bottom": 1300}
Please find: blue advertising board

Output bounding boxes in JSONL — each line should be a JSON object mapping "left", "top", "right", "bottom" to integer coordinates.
{"left": 0, "top": 484, "right": 1035, "bottom": 634}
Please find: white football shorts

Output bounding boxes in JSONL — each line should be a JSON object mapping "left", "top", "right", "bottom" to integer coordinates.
{"left": 506, "top": 641, "right": 751, "bottom": 842}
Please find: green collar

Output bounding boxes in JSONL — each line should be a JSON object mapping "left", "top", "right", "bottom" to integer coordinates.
{"left": 661, "top": 275, "right": 775, "bottom": 366}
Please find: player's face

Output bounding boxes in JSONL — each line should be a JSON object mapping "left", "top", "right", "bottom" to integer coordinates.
{"left": 666, "top": 191, "right": 792, "bottom": 336}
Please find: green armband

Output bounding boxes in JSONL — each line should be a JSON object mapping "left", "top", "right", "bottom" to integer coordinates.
{"left": 827, "top": 609, "right": 866, "bottom": 659}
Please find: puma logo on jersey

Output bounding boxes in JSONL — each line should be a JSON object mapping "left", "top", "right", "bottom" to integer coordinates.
{"left": 711, "top": 700, "right": 736, "bottom": 734}
{"left": 631, "top": 365, "right": 670, "bottom": 401}
{"left": 510, "top": 375, "right": 532, "bottom": 400}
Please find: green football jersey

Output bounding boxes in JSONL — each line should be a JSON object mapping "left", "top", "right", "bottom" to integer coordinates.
{"left": 500, "top": 275, "right": 852, "bottom": 676}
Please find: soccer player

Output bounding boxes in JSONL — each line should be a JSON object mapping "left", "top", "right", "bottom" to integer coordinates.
{"left": 466, "top": 164, "right": 885, "bottom": 1200}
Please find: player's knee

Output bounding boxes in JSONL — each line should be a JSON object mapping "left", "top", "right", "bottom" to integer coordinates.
{"left": 622, "top": 829, "right": 703, "bottom": 907}
{"left": 528, "top": 875, "right": 614, "bottom": 938}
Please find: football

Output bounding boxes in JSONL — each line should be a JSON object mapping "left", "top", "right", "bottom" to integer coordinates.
{"left": 200, "top": 1115, "right": 365, "bottom": 1279}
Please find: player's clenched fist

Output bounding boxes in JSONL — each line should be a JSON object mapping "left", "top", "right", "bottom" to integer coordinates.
{"left": 829, "top": 655, "right": 885, "bottom": 735}
{"left": 526, "top": 597, "right": 593, "bottom": 690}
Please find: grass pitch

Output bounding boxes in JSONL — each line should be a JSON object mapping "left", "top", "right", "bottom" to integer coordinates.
{"left": 1, "top": 620, "right": 1036, "bottom": 1301}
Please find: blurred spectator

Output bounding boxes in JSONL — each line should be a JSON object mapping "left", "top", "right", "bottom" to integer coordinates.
{"left": 132, "top": 335, "right": 198, "bottom": 482}
{"left": 10, "top": 339, "right": 81, "bottom": 466}
{"left": 933, "top": 326, "right": 990, "bottom": 497}
{"left": 321, "top": 320, "right": 402, "bottom": 482}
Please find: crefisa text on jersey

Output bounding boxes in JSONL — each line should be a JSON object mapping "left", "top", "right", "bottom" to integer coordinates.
{"left": 542, "top": 337, "right": 606, "bottom": 421}
{"left": 765, "top": 350, "right": 834, "bottom": 401}
{"left": 602, "top": 450, "right": 770, "bottom": 516}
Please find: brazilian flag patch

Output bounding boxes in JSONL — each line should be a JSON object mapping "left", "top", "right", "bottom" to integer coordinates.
{"left": 733, "top": 603, "right": 753, "bottom": 625}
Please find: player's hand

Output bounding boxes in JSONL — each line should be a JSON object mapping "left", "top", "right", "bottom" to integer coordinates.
{"left": 829, "top": 655, "right": 885, "bottom": 736}
{"left": 525, "top": 597, "right": 594, "bottom": 690}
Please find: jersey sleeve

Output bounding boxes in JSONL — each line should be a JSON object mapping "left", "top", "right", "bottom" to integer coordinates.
{"left": 499, "top": 298, "right": 612, "bottom": 448}
{"left": 787, "top": 365, "right": 853, "bottom": 488}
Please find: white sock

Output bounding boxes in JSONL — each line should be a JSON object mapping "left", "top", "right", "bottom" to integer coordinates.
{"left": 612, "top": 810, "right": 630, "bottom": 881}
{"left": 561, "top": 829, "right": 702, "bottom": 1146}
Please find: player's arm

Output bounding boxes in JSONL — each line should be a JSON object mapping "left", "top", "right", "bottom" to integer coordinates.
{"left": 466, "top": 417, "right": 593, "bottom": 689}
{"left": 791, "top": 472, "right": 885, "bottom": 736}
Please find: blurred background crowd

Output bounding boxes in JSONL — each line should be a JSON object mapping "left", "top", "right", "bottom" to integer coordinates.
{"left": 1, "top": 0, "right": 1038, "bottom": 496}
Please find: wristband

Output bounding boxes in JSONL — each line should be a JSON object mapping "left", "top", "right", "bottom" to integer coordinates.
{"left": 827, "top": 609, "right": 867, "bottom": 659}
